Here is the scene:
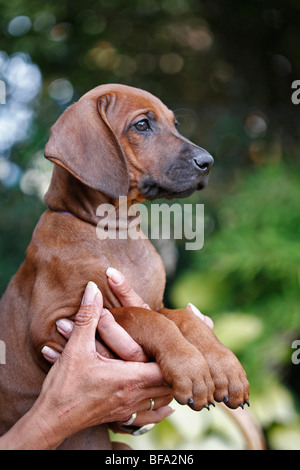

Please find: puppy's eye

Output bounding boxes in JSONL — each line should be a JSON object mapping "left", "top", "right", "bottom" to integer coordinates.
{"left": 135, "top": 119, "right": 150, "bottom": 132}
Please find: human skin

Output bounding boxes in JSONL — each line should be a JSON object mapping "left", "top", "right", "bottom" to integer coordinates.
{"left": 0, "top": 269, "right": 212, "bottom": 450}
{"left": 0, "top": 280, "right": 172, "bottom": 450}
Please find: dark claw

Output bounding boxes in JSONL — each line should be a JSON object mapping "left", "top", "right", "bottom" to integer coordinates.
{"left": 175, "top": 398, "right": 186, "bottom": 406}
{"left": 223, "top": 395, "right": 229, "bottom": 404}
{"left": 239, "top": 403, "right": 244, "bottom": 409}
{"left": 204, "top": 404, "right": 210, "bottom": 411}
{"left": 245, "top": 400, "right": 250, "bottom": 407}
{"left": 187, "top": 397, "right": 194, "bottom": 407}
{"left": 210, "top": 401, "right": 215, "bottom": 407}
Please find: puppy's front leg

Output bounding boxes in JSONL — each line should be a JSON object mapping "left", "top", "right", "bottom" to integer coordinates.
{"left": 110, "top": 307, "right": 214, "bottom": 410}
{"left": 159, "top": 308, "right": 249, "bottom": 409}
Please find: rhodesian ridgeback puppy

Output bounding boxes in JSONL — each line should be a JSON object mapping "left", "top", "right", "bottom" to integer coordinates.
{"left": 0, "top": 84, "right": 249, "bottom": 449}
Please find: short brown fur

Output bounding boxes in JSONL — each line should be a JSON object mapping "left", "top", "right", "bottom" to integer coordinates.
{"left": 0, "top": 84, "right": 248, "bottom": 449}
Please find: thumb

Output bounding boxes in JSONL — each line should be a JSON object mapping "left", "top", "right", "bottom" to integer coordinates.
{"left": 67, "top": 282, "right": 103, "bottom": 350}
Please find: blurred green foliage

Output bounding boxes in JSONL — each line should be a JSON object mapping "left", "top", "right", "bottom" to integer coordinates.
{"left": 0, "top": 0, "right": 300, "bottom": 450}
{"left": 172, "top": 162, "right": 300, "bottom": 387}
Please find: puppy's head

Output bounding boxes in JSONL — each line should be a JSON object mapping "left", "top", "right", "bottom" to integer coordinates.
{"left": 45, "top": 84, "right": 213, "bottom": 200}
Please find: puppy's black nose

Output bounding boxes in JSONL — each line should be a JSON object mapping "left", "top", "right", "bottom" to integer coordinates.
{"left": 193, "top": 151, "right": 214, "bottom": 173}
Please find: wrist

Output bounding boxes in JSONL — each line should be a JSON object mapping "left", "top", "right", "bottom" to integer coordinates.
{"left": 0, "top": 408, "right": 63, "bottom": 450}
{"left": 0, "top": 395, "right": 71, "bottom": 450}
{"left": 27, "top": 402, "right": 68, "bottom": 450}
{"left": 27, "top": 389, "right": 76, "bottom": 450}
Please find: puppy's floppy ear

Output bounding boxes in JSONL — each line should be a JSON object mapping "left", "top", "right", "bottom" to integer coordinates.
{"left": 44, "top": 94, "right": 129, "bottom": 198}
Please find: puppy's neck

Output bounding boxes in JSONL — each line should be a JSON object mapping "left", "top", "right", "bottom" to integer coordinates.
{"left": 44, "top": 166, "right": 142, "bottom": 226}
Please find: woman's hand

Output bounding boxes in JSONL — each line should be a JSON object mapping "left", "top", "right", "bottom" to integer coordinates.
{"left": 41, "top": 268, "right": 214, "bottom": 435}
{"left": 106, "top": 267, "right": 214, "bottom": 329}
{"left": 41, "top": 280, "right": 174, "bottom": 434}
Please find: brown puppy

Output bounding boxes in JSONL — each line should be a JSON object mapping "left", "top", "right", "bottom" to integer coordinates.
{"left": 0, "top": 84, "right": 249, "bottom": 449}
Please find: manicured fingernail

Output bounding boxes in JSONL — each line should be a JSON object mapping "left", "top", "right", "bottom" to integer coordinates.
{"left": 132, "top": 423, "right": 155, "bottom": 436}
{"left": 106, "top": 267, "right": 124, "bottom": 285}
{"left": 56, "top": 319, "right": 73, "bottom": 334}
{"left": 41, "top": 346, "right": 59, "bottom": 361}
{"left": 82, "top": 281, "right": 99, "bottom": 305}
{"left": 187, "top": 303, "right": 203, "bottom": 319}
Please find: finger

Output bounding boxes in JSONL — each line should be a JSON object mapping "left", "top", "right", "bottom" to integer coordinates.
{"left": 66, "top": 282, "right": 103, "bottom": 351}
{"left": 128, "top": 361, "right": 166, "bottom": 389}
{"left": 106, "top": 267, "right": 150, "bottom": 309}
{"left": 55, "top": 317, "right": 116, "bottom": 359}
{"left": 133, "top": 405, "right": 175, "bottom": 427}
{"left": 95, "top": 337, "right": 117, "bottom": 359}
{"left": 98, "top": 309, "right": 148, "bottom": 362}
{"left": 132, "top": 382, "right": 172, "bottom": 409}
{"left": 56, "top": 318, "right": 74, "bottom": 339}
{"left": 111, "top": 405, "right": 175, "bottom": 435}
{"left": 118, "top": 391, "right": 173, "bottom": 426}
{"left": 203, "top": 316, "right": 214, "bottom": 329}
{"left": 138, "top": 391, "right": 173, "bottom": 413}
{"left": 186, "top": 303, "right": 214, "bottom": 330}
{"left": 41, "top": 345, "right": 61, "bottom": 364}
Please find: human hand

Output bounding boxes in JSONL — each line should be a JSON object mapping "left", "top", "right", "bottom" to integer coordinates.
{"left": 186, "top": 303, "right": 214, "bottom": 330}
{"left": 42, "top": 267, "right": 214, "bottom": 433}
{"left": 106, "top": 266, "right": 214, "bottom": 330}
{"left": 43, "top": 266, "right": 152, "bottom": 364}
{"left": 41, "top": 281, "right": 173, "bottom": 434}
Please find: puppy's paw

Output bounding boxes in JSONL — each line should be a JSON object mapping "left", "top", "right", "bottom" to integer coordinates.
{"left": 204, "top": 344, "right": 249, "bottom": 409}
{"left": 159, "top": 344, "right": 215, "bottom": 411}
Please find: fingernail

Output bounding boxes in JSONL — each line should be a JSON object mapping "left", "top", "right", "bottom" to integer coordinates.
{"left": 100, "top": 308, "right": 109, "bottom": 317}
{"left": 82, "top": 281, "right": 99, "bottom": 305}
{"left": 41, "top": 346, "right": 59, "bottom": 361}
{"left": 132, "top": 423, "right": 155, "bottom": 436}
{"left": 94, "top": 291, "right": 103, "bottom": 311}
{"left": 168, "top": 408, "right": 176, "bottom": 416}
{"left": 106, "top": 267, "right": 124, "bottom": 285}
{"left": 187, "top": 303, "right": 203, "bottom": 319}
{"left": 56, "top": 319, "right": 73, "bottom": 334}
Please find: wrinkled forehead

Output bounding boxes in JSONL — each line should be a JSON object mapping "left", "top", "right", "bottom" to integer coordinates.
{"left": 81, "top": 84, "right": 175, "bottom": 121}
